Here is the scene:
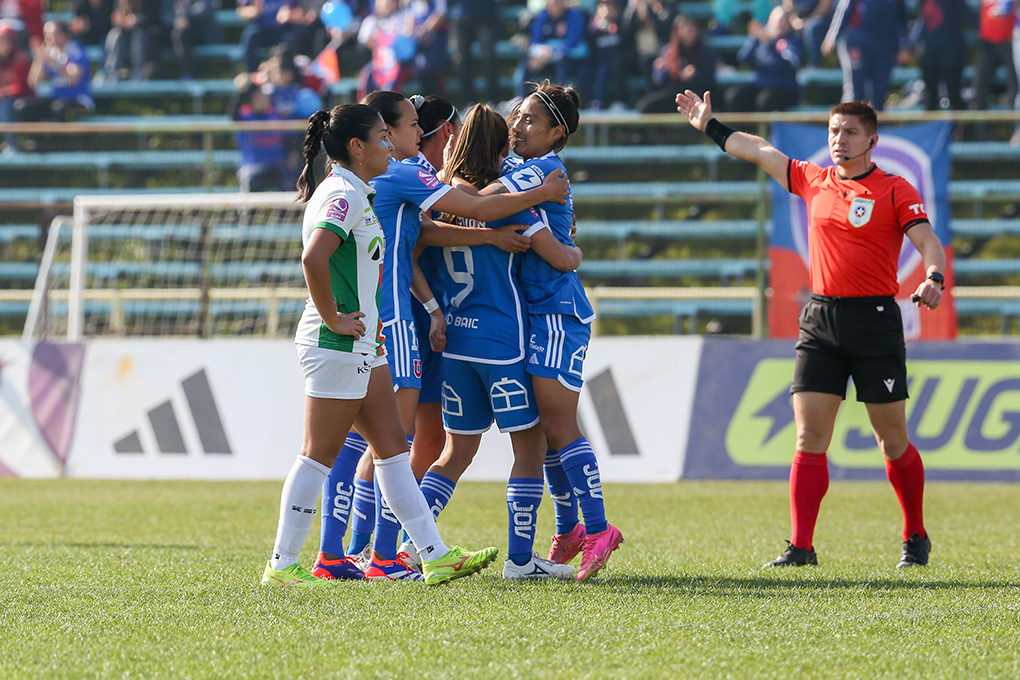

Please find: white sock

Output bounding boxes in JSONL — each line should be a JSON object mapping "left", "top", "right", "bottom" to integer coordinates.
{"left": 373, "top": 452, "right": 448, "bottom": 560}
{"left": 269, "top": 455, "right": 330, "bottom": 571}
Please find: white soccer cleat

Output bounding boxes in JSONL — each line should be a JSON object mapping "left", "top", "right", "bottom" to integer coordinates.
{"left": 350, "top": 543, "right": 372, "bottom": 571}
{"left": 397, "top": 540, "right": 422, "bottom": 571}
{"left": 502, "top": 553, "right": 576, "bottom": 580}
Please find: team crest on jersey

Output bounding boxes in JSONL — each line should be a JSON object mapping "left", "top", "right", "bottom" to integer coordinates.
{"left": 511, "top": 166, "right": 546, "bottom": 190}
{"left": 848, "top": 197, "right": 875, "bottom": 228}
{"left": 417, "top": 169, "right": 441, "bottom": 190}
{"left": 326, "top": 197, "right": 349, "bottom": 223}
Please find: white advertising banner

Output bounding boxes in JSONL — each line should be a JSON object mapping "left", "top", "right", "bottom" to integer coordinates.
{"left": 5, "top": 337, "right": 702, "bottom": 482}
{"left": 461, "top": 336, "right": 702, "bottom": 483}
{"left": 68, "top": 340, "right": 305, "bottom": 480}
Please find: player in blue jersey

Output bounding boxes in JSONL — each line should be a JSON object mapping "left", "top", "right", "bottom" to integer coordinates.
{"left": 317, "top": 90, "right": 570, "bottom": 581}
{"left": 261, "top": 103, "right": 499, "bottom": 587}
{"left": 411, "top": 103, "right": 577, "bottom": 580}
{"left": 499, "top": 82, "right": 624, "bottom": 581}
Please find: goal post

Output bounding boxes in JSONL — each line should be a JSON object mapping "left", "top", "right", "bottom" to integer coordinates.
{"left": 25, "top": 193, "right": 311, "bottom": 341}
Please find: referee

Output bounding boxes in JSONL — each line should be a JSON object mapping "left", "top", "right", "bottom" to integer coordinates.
{"left": 676, "top": 91, "right": 945, "bottom": 568}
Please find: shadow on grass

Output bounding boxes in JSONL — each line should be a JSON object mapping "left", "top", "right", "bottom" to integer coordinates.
{"left": 584, "top": 574, "right": 1020, "bottom": 593}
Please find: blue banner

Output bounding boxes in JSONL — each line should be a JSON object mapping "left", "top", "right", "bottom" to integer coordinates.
{"left": 684, "top": 338, "right": 1020, "bottom": 482}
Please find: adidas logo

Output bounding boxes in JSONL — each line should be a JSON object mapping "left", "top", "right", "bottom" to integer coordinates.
{"left": 113, "top": 369, "right": 232, "bottom": 455}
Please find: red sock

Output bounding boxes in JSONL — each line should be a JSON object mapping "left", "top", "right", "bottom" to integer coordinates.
{"left": 886, "top": 443, "right": 926, "bottom": 541}
{"left": 790, "top": 451, "right": 829, "bottom": 550}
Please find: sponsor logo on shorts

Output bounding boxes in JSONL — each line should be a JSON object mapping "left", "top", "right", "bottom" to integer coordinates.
{"left": 358, "top": 360, "right": 371, "bottom": 374}
{"left": 884, "top": 378, "right": 896, "bottom": 393}
{"left": 451, "top": 316, "right": 479, "bottom": 329}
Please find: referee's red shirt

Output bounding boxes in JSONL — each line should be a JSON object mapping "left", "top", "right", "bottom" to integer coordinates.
{"left": 787, "top": 160, "right": 930, "bottom": 297}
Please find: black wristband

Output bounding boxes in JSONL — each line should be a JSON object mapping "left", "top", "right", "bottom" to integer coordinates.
{"left": 926, "top": 271, "right": 945, "bottom": 290}
{"left": 705, "top": 118, "right": 736, "bottom": 151}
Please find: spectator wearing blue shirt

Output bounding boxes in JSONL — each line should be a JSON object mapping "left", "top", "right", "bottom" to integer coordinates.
{"left": 19, "top": 21, "right": 94, "bottom": 122}
{"left": 725, "top": 6, "right": 803, "bottom": 112}
{"left": 515, "top": 0, "right": 588, "bottom": 97}
{"left": 822, "top": 0, "right": 909, "bottom": 110}
{"left": 233, "top": 82, "right": 287, "bottom": 192}
{"left": 237, "top": 0, "right": 300, "bottom": 74}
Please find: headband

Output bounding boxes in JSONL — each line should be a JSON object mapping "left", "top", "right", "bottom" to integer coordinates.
{"left": 534, "top": 90, "right": 569, "bottom": 134}
{"left": 420, "top": 106, "right": 458, "bottom": 138}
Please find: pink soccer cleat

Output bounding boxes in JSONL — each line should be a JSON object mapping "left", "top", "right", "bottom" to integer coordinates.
{"left": 576, "top": 524, "right": 623, "bottom": 582}
{"left": 547, "top": 523, "right": 586, "bottom": 564}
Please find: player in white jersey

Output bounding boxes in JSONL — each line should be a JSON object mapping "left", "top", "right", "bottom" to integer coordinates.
{"left": 261, "top": 104, "right": 498, "bottom": 587}
{"left": 497, "top": 83, "right": 624, "bottom": 581}
{"left": 331, "top": 91, "right": 570, "bottom": 579}
{"left": 413, "top": 104, "right": 576, "bottom": 580}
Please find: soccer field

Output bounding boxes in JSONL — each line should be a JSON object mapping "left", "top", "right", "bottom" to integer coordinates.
{"left": 1, "top": 479, "right": 1017, "bottom": 679}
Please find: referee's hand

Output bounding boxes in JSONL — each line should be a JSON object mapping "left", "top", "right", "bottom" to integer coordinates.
{"left": 911, "top": 280, "right": 942, "bottom": 310}
{"left": 675, "top": 90, "right": 712, "bottom": 132}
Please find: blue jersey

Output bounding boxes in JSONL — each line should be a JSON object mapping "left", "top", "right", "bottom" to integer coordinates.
{"left": 418, "top": 244, "right": 447, "bottom": 308}
{"left": 439, "top": 210, "right": 534, "bottom": 364}
{"left": 370, "top": 154, "right": 453, "bottom": 325}
{"left": 498, "top": 152, "right": 595, "bottom": 322}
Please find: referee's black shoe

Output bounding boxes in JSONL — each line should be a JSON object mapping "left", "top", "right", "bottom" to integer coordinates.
{"left": 764, "top": 541, "right": 817, "bottom": 567}
{"left": 896, "top": 532, "right": 931, "bottom": 568}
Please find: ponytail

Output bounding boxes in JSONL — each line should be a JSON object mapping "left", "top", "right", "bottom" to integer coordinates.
{"left": 297, "top": 110, "right": 330, "bottom": 202}
{"left": 295, "top": 105, "right": 382, "bottom": 202}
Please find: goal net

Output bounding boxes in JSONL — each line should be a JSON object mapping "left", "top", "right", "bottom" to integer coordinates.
{"left": 24, "top": 193, "right": 311, "bottom": 341}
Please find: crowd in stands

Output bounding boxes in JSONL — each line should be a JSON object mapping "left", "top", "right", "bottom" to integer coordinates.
{"left": 3, "top": 0, "right": 1020, "bottom": 153}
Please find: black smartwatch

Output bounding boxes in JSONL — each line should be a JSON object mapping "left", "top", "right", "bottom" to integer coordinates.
{"left": 926, "top": 271, "right": 945, "bottom": 290}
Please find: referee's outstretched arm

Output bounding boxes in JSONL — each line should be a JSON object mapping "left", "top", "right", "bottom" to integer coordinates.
{"left": 675, "top": 90, "right": 790, "bottom": 189}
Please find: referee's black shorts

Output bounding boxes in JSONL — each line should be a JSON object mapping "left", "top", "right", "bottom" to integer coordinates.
{"left": 791, "top": 294, "right": 909, "bottom": 403}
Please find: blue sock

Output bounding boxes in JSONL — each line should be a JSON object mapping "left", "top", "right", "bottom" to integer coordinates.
{"left": 345, "top": 476, "right": 375, "bottom": 556}
{"left": 507, "top": 477, "right": 544, "bottom": 566}
{"left": 544, "top": 449, "right": 579, "bottom": 535}
{"left": 558, "top": 438, "right": 607, "bottom": 534}
{"left": 420, "top": 470, "right": 457, "bottom": 519}
{"left": 318, "top": 432, "right": 367, "bottom": 557}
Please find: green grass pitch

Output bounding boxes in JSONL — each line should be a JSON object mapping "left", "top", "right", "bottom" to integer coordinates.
{"left": 1, "top": 479, "right": 1018, "bottom": 679}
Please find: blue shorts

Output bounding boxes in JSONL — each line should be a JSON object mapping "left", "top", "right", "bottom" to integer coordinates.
{"left": 526, "top": 313, "right": 590, "bottom": 392}
{"left": 411, "top": 301, "right": 443, "bottom": 404}
{"left": 383, "top": 318, "right": 421, "bottom": 391}
{"left": 441, "top": 358, "right": 541, "bottom": 434}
